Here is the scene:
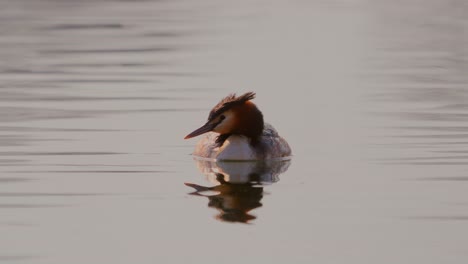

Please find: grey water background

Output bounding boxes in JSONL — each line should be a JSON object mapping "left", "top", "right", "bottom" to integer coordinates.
{"left": 1, "top": 0, "right": 468, "bottom": 263}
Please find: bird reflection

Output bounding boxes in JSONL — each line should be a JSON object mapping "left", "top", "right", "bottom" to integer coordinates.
{"left": 185, "top": 159, "right": 290, "bottom": 223}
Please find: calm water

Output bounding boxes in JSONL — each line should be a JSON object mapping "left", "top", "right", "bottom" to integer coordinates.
{"left": 1, "top": 0, "right": 468, "bottom": 263}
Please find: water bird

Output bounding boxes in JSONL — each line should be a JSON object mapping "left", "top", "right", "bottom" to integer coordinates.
{"left": 184, "top": 92, "right": 291, "bottom": 160}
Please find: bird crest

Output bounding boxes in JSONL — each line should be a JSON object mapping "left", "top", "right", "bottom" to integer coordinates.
{"left": 208, "top": 92, "right": 256, "bottom": 121}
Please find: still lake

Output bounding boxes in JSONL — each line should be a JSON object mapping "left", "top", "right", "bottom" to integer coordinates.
{"left": 1, "top": 0, "right": 468, "bottom": 263}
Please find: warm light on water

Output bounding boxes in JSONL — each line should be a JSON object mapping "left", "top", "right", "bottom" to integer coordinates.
{"left": 1, "top": 0, "right": 468, "bottom": 263}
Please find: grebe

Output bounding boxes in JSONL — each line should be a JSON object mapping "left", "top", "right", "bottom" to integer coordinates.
{"left": 184, "top": 92, "right": 291, "bottom": 160}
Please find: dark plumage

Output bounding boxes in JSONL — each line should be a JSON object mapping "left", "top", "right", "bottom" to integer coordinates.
{"left": 208, "top": 92, "right": 256, "bottom": 121}
{"left": 215, "top": 133, "right": 232, "bottom": 147}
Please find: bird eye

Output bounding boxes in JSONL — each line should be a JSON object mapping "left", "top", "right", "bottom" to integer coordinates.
{"left": 220, "top": 115, "right": 225, "bottom": 121}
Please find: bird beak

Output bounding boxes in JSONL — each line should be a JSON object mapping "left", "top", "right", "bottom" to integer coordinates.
{"left": 184, "top": 122, "right": 214, "bottom": 139}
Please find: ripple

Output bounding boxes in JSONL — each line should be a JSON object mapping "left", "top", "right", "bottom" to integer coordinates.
{"left": 40, "top": 47, "right": 177, "bottom": 54}
{"left": 0, "top": 192, "right": 115, "bottom": 197}
{"left": 0, "top": 152, "right": 124, "bottom": 156}
{"left": 5, "top": 170, "right": 169, "bottom": 174}
{"left": 52, "top": 62, "right": 152, "bottom": 68}
{"left": 0, "top": 255, "right": 38, "bottom": 261}
{"left": 143, "top": 31, "right": 189, "bottom": 38}
{"left": 0, "top": 204, "right": 67, "bottom": 209}
{"left": 408, "top": 216, "right": 468, "bottom": 221}
{"left": 0, "top": 159, "right": 29, "bottom": 165}
{"left": 417, "top": 176, "right": 468, "bottom": 181}
{"left": 0, "top": 93, "right": 183, "bottom": 102}
{"left": 0, "top": 126, "right": 124, "bottom": 132}
{"left": 0, "top": 107, "right": 91, "bottom": 122}
{"left": 374, "top": 112, "right": 468, "bottom": 122}
{"left": 44, "top": 23, "right": 124, "bottom": 30}
{"left": 0, "top": 177, "right": 32, "bottom": 183}
{"left": 0, "top": 106, "right": 203, "bottom": 123}
{"left": 391, "top": 126, "right": 468, "bottom": 132}
{"left": 388, "top": 134, "right": 468, "bottom": 139}
{"left": 386, "top": 161, "right": 468, "bottom": 166}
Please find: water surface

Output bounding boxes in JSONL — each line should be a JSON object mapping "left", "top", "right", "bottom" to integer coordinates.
{"left": 1, "top": 0, "right": 468, "bottom": 263}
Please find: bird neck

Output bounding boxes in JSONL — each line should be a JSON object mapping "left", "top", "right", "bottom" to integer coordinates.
{"left": 216, "top": 102, "right": 264, "bottom": 147}
{"left": 234, "top": 101, "right": 264, "bottom": 139}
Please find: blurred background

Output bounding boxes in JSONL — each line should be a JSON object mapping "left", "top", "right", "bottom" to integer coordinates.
{"left": 0, "top": 0, "right": 467, "bottom": 263}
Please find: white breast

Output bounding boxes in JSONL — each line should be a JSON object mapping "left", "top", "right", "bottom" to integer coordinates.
{"left": 215, "top": 135, "right": 257, "bottom": 160}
